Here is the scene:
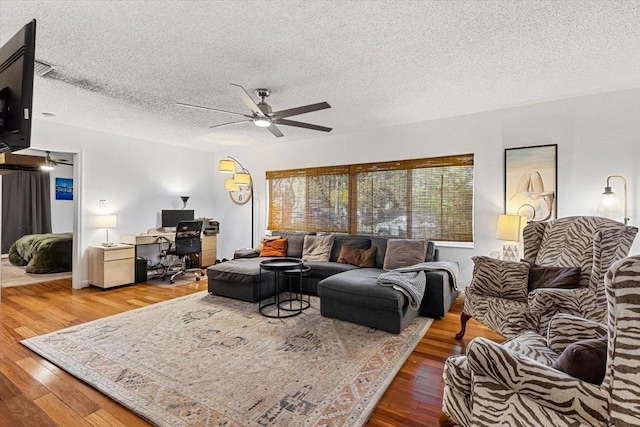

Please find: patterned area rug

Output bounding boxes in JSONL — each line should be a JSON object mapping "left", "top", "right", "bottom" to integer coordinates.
{"left": 22, "top": 292, "right": 432, "bottom": 426}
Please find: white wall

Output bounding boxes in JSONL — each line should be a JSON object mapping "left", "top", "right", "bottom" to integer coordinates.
{"left": 29, "top": 121, "right": 218, "bottom": 288}
{"left": 49, "top": 163, "right": 75, "bottom": 232}
{"left": 213, "top": 88, "right": 640, "bottom": 288}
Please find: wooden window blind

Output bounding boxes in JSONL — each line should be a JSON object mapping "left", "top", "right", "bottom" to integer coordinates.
{"left": 266, "top": 154, "right": 474, "bottom": 242}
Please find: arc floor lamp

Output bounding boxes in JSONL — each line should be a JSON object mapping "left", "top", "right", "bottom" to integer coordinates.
{"left": 219, "top": 156, "right": 254, "bottom": 247}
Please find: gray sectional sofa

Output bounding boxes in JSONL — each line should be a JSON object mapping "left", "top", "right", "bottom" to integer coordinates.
{"left": 207, "top": 231, "right": 459, "bottom": 333}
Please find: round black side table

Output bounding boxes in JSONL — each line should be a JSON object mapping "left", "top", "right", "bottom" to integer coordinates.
{"left": 259, "top": 258, "right": 304, "bottom": 318}
{"left": 281, "top": 265, "right": 312, "bottom": 311}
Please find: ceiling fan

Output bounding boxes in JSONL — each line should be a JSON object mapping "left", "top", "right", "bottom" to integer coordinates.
{"left": 176, "top": 83, "right": 332, "bottom": 138}
{"left": 41, "top": 151, "right": 73, "bottom": 171}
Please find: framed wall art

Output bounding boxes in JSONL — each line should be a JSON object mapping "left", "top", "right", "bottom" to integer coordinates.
{"left": 55, "top": 177, "right": 74, "bottom": 200}
{"left": 504, "top": 144, "right": 557, "bottom": 222}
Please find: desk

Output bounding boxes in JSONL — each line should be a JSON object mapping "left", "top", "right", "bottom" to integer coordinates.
{"left": 121, "top": 232, "right": 217, "bottom": 282}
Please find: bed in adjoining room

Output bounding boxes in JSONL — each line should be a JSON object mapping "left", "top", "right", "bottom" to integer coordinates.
{"left": 8, "top": 232, "right": 73, "bottom": 274}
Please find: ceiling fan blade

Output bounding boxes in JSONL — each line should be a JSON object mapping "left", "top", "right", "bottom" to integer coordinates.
{"left": 176, "top": 102, "right": 252, "bottom": 118}
{"left": 230, "top": 83, "right": 266, "bottom": 117}
{"left": 273, "top": 119, "right": 332, "bottom": 132}
{"left": 209, "top": 119, "right": 253, "bottom": 129}
{"left": 270, "top": 102, "right": 331, "bottom": 119}
{"left": 266, "top": 124, "right": 284, "bottom": 138}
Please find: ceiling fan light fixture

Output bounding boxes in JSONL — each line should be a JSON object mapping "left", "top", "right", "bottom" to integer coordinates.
{"left": 40, "top": 163, "right": 55, "bottom": 171}
{"left": 254, "top": 118, "right": 271, "bottom": 128}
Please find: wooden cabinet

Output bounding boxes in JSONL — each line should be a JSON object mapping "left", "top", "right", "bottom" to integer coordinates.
{"left": 88, "top": 245, "right": 135, "bottom": 288}
{"left": 200, "top": 234, "right": 217, "bottom": 267}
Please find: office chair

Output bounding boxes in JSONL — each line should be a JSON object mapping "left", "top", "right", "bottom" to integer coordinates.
{"left": 162, "top": 220, "right": 204, "bottom": 284}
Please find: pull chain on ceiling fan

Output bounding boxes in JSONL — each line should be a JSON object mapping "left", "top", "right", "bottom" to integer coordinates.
{"left": 176, "top": 83, "right": 332, "bottom": 138}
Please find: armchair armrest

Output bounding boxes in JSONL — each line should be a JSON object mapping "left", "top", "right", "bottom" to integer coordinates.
{"left": 546, "top": 314, "right": 607, "bottom": 353}
{"left": 466, "top": 338, "right": 608, "bottom": 422}
{"left": 467, "top": 256, "right": 529, "bottom": 302}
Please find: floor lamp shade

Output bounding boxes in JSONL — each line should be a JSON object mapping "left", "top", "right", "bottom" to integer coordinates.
{"left": 234, "top": 172, "right": 251, "bottom": 186}
{"left": 224, "top": 177, "right": 240, "bottom": 191}
{"left": 219, "top": 159, "right": 236, "bottom": 173}
{"left": 496, "top": 214, "right": 527, "bottom": 261}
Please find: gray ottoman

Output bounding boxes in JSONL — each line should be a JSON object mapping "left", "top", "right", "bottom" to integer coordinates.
{"left": 317, "top": 268, "right": 419, "bottom": 334}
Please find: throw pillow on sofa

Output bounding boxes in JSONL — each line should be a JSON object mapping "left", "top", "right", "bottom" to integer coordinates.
{"left": 254, "top": 235, "right": 281, "bottom": 253}
{"left": 302, "top": 235, "right": 334, "bottom": 262}
{"left": 337, "top": 245, "right": 377, "bottom": 267}
{"left": 260, "top": 238, "right": 287, "bottom": 257}
{"left": 383, "top": 239, "right": 427, "bottom": 270}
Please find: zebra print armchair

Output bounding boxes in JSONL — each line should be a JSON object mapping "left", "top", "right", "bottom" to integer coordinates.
{"left": 456, "top": 216, "right": 637, "bottom": 340}
{"left": 442, "top": 254, "right": 640, "bottom": 426}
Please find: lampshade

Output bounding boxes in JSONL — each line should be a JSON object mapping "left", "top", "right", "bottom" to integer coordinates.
{"left": 234, "top": 171, "right": 251, "bottom": 186}
{"left": 219, "top": 159, "right": 236, "bottom": 173}
{"left": 496, "top": 214, "right": 526, "bottom": 242}
{"left": 224, "top": 177, "right": 240, "bottom": 191}
{"left": 95, "top": 214, "right": 117, "bottom": 229}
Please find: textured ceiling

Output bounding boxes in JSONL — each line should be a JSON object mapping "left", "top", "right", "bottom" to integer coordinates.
{"left": 1, "top": 0, "right": 639, "bottom": 152}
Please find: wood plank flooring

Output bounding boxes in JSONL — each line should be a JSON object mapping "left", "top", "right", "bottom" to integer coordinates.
{"left": 0, "top": 279, "right": 503, "bottom": 426}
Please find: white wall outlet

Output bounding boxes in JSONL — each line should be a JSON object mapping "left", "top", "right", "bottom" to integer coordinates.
{"left": 99, "top": 199, "right": 106, "bottom": 209}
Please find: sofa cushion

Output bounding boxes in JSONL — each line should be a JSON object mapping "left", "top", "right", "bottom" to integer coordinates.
{"left": 383, "top": 239, "right": 428, "bottom": 270}
{"left": 303, "top": 261, "right": 358, "bottom": 279}
{"left": 302, "top": 235, "right": 334, "bottom": 262}
{"left": 318, "top": 268, "right": 405, "bottom": 311}
{"left": 207, "top": 257, "right": 272, "bottom": 285}
{"left": 337, "top": 245, "right": 377, "bottom": 267}
{"left": 260, "top": 238, "right": 287, "bottom": 257}
{"left": 329, "top": 236, "right": 371, "bottom": 262}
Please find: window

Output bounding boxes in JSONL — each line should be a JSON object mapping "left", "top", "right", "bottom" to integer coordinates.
{"left": 267, "top": 154, "right": 474, "bottom": 242}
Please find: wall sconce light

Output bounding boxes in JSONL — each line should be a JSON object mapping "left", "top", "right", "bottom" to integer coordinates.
{"left": 496, "top": 214, "right": 527, "bottom": 261}
{"left": 219, "top": 156, "right": 254, "bottom": 247}
{"left": 95, "top": 214, "right": 117, "bottom": 247}
{"left": 599, "top": 175, "right": 629, "bottom": 225}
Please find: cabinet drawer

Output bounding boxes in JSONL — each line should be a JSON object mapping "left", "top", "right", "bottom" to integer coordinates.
{"left": 103, "top": 259, "right": 135, "bottom": 287}
{"left": 201, "top": 236, "right": 217, "bottom": 251}
{"left": 103, "top": 247, "right": 134, "bottom": 261}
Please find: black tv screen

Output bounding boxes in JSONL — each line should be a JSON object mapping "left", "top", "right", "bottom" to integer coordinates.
{"left": 0, "top": 19, "right": 36, "bottom": 153}
{"left": 161, "top": 209, "right": 195, "bottom": 228}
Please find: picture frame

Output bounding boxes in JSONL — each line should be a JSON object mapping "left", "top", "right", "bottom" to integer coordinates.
{"left": 55, "top": 177, "right": 74, "bottom": 200}
{"left": 504, "top": 144, "right": 557, "bottom": 222}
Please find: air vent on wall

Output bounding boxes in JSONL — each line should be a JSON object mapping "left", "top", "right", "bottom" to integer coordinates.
{"left": 34, "top": 59, "right": 54, "bottom": 77}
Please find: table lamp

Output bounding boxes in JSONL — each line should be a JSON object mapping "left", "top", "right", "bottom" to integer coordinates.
{"left": 96, "top": 214, "right": 117, "bottom": 247}
{"left": 496, "top": 214, "right": 527, "bottom": 261}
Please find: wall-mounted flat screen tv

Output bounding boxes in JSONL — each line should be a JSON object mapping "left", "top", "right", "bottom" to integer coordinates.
{"left": 0, "top": 19, "right": 36, "bottom": 154}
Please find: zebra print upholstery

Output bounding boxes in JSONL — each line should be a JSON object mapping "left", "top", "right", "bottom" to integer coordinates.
{"left": 458, "top": 216, "right": 637, "bottom": 339}
{"left": 442, "top": 255, "right": 640, "bottom": 426}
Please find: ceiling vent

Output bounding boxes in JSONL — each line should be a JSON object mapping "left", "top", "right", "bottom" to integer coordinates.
{"left": 34, "top": 59, "right": 54, "bottom": 77}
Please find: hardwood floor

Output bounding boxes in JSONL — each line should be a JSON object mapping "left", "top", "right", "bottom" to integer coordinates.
{"left": 0, "top": 279, "right": 503, "bottom": 426}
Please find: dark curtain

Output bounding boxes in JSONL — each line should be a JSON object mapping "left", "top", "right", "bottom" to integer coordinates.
{"left": 2, "top": 170, "right": 52, "bottom": 253}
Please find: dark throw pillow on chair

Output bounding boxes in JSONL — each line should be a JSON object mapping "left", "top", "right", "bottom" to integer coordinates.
{"left": 551, "top": 336, "right": 608, "bottom": 385}
{"left": 527, "top": 264, "right": 582, "bottom": 292}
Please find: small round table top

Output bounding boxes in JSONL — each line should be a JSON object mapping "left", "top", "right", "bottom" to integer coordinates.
{"left": 259, "top": 257, "right": 303, "bottom": 271}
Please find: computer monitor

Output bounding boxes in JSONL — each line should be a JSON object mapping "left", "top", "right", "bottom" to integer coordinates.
{"left": 161, "top": 209, "right": 194, "bottom": 228}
